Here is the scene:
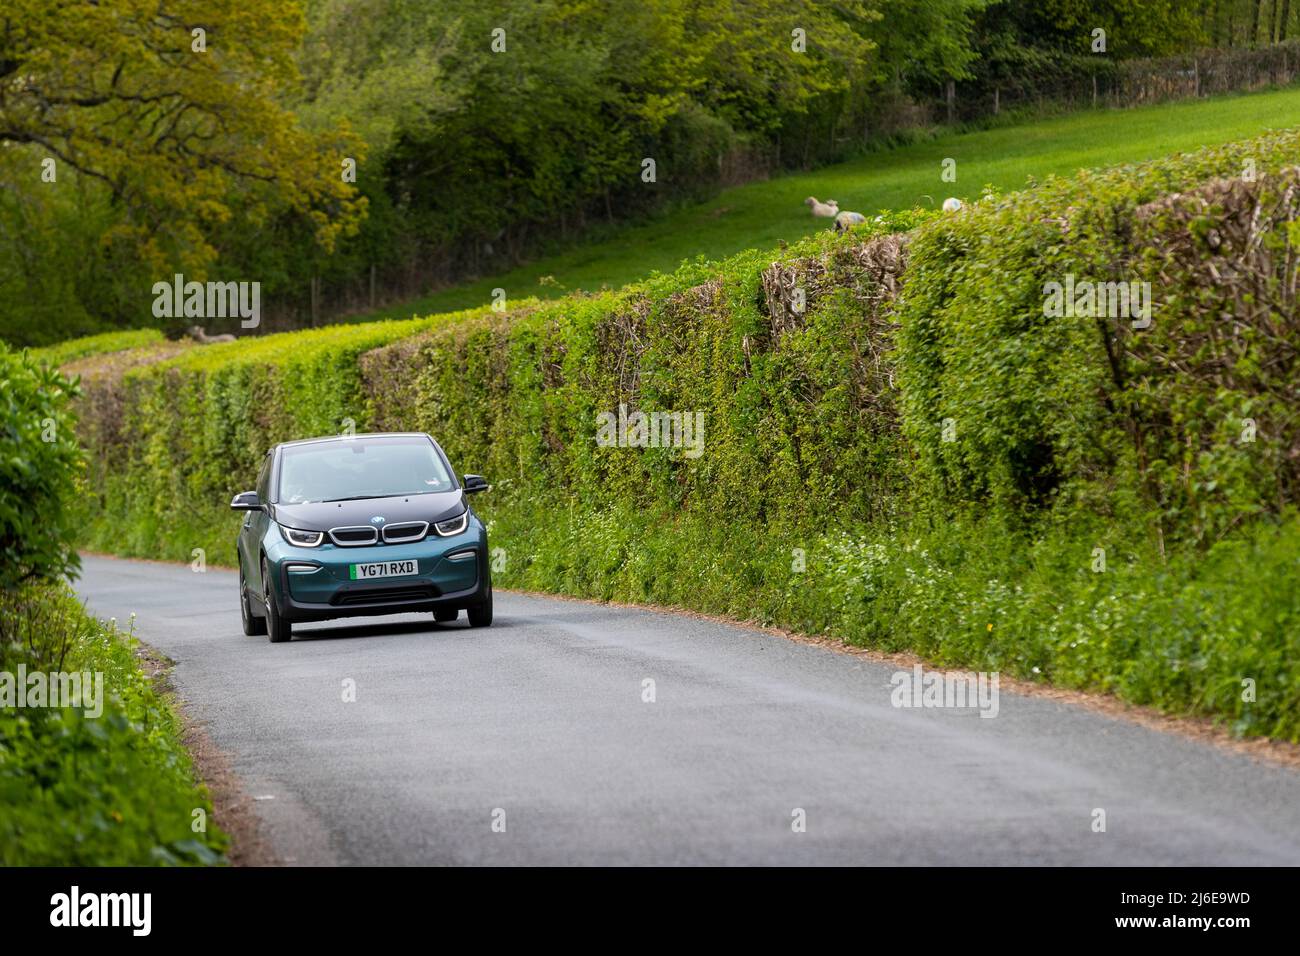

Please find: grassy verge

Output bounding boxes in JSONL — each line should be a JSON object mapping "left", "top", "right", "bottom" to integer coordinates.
{"left": 0, "top": 585, "right": 228, "bottom": 865}
{"left": 482, "top": 499, "right": 1300, "bottom": 740}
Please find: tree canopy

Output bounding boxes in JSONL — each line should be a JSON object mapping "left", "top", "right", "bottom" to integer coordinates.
{"left": 2, "top": 0, "right": 1295, "bottom": 345}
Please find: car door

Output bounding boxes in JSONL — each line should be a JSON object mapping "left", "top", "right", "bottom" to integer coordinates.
{"left": 240, "top": 452, "right": 273, "bottom": 593}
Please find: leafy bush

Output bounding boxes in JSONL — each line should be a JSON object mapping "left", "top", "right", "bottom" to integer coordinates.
{"left": 0, "top": 342, "right": 83, "bottom": 591}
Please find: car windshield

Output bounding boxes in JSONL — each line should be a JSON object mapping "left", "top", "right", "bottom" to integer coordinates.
{"left": 278, "top": 437, "right": 455, "bottom": 504}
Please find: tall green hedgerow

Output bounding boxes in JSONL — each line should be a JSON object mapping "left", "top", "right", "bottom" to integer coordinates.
{"left": 896, "top": 129, "right": 1300, "bottom": 542}
{"left": 77, "top": 315, "right": 457, "bottom": 562}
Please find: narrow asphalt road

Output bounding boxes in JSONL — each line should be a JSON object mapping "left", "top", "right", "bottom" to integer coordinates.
{"left": 75, "top": 554, "right": 1300, "bottom": 865}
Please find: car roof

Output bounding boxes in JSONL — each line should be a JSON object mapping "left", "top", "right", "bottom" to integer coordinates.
{"left": 275, "top": 432, "right": 432, "bottom": 450}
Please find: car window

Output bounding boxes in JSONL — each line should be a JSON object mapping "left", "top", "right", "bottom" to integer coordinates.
{"left": 278, "top": 437, "right": 454, "bottom": 504}
{"left": 256, "top": 454, "right": 271, "bottom": 502}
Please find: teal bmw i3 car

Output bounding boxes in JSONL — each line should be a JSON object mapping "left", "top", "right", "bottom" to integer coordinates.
{"left": 231, "top": 432, "right": 492, "bottom": 643}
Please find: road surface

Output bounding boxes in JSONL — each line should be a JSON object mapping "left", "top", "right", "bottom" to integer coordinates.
{"left": 74, "top": 554, "right": 1300, "bottom": 865}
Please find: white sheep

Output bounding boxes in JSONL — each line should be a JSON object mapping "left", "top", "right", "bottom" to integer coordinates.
{"left": 188, "top": 325, "right": 236, "bottom": 344}
{"left": 805, "top": 196, "right": 840, "bottom": 218}
{"left": 833, "top": 210, "right": 867, "bottom": 234}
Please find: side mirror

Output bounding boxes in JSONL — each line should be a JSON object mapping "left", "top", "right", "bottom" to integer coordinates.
{"left": 230, "top": 491, "right": 262, "bottom": 511}
{"left": 461, "top": 474, "right": 489, "bottom": 494}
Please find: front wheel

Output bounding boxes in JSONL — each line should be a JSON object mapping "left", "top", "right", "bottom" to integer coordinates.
{"left": 241, "top": 568, "right": 266, "bottom": 636}
{"left": 262, "top": 559, "right": 293, "bottom": 644}
{"left": 467, "top": 587, "right": 492, "bottom": 628}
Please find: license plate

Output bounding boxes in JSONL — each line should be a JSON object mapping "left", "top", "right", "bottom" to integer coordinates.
{"left": 350, "top": 560, "right": 418, "bottom": 580}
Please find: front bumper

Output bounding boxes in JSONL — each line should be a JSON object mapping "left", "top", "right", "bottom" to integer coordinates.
{"left": 266, "top": 523, "right": 489, "bottom": 622}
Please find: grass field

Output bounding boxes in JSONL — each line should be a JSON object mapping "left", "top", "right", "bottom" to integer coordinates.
{"left": 355, "top": 85, "right": 1300, "bottom": 322}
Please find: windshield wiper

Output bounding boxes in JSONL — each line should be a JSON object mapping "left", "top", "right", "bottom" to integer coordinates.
{"left": 320, "top": 494, "right": 386, "bottom": 503}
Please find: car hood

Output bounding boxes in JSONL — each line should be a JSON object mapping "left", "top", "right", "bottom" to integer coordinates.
{"left": 269, "top": 491, "right": 467, "bottom": 533}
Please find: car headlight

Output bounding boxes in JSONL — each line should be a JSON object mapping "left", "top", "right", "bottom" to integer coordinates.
{"left": 432, "top": 511, "right": 469, "bottom": 537}
{"left": 280, "top": 525, "right": 324, "bottom": 547}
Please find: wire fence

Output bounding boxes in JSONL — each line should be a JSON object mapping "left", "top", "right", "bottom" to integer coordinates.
{"left": 933, "top": 40, "right": 1300, "bottom": 122}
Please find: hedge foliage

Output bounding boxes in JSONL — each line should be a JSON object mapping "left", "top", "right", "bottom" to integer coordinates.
{"left": 0, "top": 343, "right": 83, "bottom": 591}
{"left": 1, "top": 343, "right": 227, "bottom": 864}
{"left": 898, "top": 129, "right": 1300, "bottom": 542}
{"left": 67, "top": 129, "right": 1300, "bottom": 739}
{"left": 30, "top": 329, "right": 164, "bottom": 369}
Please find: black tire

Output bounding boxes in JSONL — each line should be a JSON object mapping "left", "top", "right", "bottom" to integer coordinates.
{"left": 241, "top": 568, "right": 266, "bottom": 636}
{"left": 434, "top": 608, "right": 459, "bottom": 623}
{"left": 467, "top": 586, "right": 492, "bottom": 628}
{"left": 261, "top": 558, "right": 292, "bottom": 644}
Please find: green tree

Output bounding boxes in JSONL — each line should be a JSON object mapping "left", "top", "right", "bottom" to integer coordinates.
{"left": 0, "top": 0, "right": 365, "bottom": 286}
{"left": 1029, "top": 0, "right": 1207, "bottom": 56}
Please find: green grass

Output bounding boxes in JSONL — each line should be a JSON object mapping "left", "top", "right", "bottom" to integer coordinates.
{"left": 357, "top": 85, "right": 1300, "bottom": 321}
